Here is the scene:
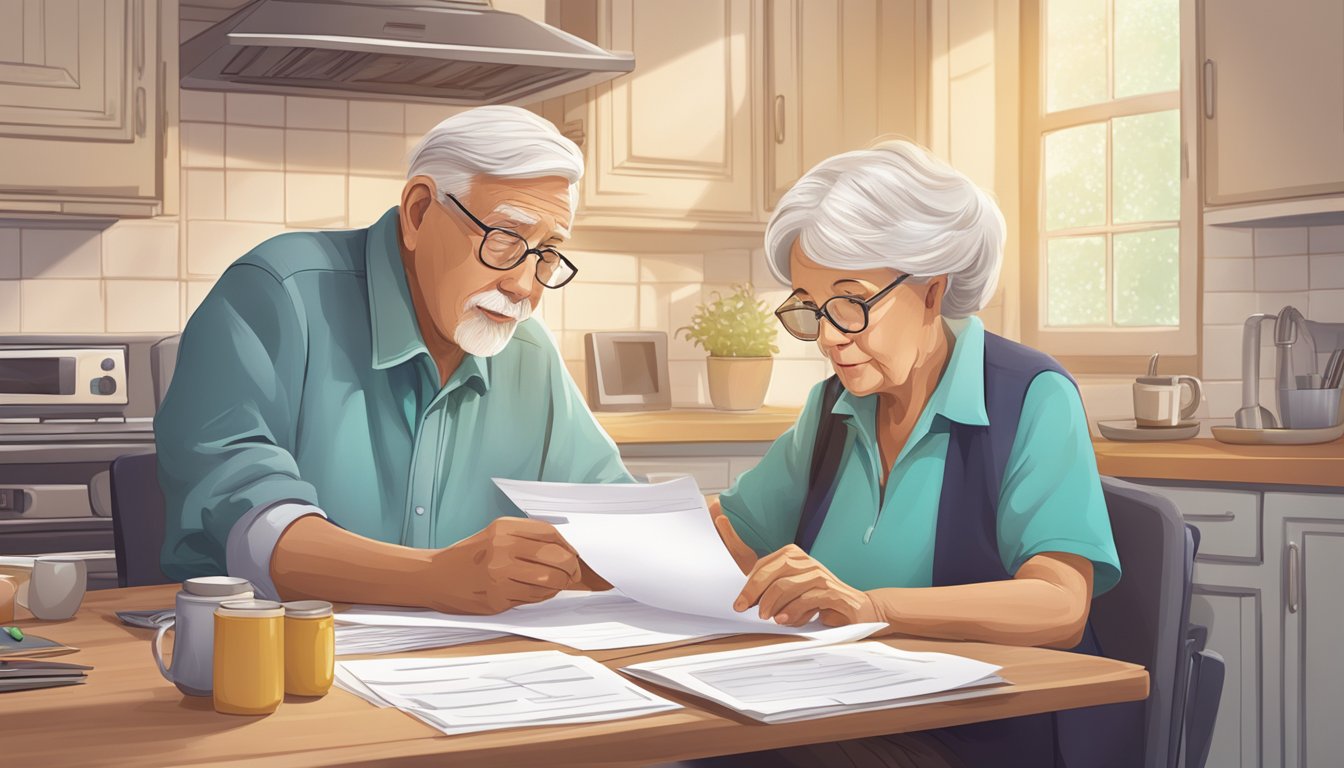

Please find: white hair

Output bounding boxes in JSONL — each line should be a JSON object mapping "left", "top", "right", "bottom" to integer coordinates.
{"left": 406, "top": 105, "right": 583, "bottom": 217}
{"left": 764, "top": 139, "right": 1005, "bottom": 319}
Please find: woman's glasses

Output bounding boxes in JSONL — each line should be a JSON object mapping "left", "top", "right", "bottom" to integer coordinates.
{"left": 774, "top": 273, "right": 911, "bottom": 341}
{"left": 443, "top": 193, "right": 578, "bottom": 289}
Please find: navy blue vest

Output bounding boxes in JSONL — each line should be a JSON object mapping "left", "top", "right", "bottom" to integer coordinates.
{"left": 795, "top": 331, "right": 1138, "bottom": 768}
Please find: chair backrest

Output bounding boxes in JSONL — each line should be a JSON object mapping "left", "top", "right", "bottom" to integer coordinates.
{"left": 151, "top": 334, "right": 181, "bottom": 411}
{"left": 1090, "top": 476, "right": 1194, "bottom": 768}
{"left": 109, "top": 451, "right": 174, "bottom": 588}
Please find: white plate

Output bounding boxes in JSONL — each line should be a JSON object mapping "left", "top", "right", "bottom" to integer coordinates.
{"left": 1211, "top": 422, "right": 1344, "bottom": 445}
{"left": 1098, "top": 419, "right": 1200, "bottom": 442}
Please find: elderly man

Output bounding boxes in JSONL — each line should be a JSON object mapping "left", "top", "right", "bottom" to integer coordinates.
{"left": 156, "top": 106, "right": 628, "bottom": 611}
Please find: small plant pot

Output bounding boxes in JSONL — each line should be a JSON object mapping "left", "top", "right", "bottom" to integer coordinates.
{"left": 706, "top": 356, "right": 773, "bottom": 411}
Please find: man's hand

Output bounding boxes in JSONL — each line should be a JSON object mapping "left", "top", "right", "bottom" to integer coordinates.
{"left": 733, "top": 544, "right": 882, "bottom": 628}
{"left": 709, "top": 498, "right": 758, "bottom": 575}
{"left": 425, "top": 517, "right": 587, "bottom": 614}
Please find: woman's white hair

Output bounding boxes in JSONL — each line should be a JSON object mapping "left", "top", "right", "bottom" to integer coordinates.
{"left": 764, "top": 139, "right": 1005, "bottom": 319}
{"left": 406, "top": 105, "right": 584, "bottom": 216}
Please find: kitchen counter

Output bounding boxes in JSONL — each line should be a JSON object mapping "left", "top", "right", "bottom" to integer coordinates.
{"left": 595, "top": 409, "right": 1344, "bottom": 488}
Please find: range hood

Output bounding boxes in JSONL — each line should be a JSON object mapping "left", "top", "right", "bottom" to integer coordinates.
{"left": 181, "top": 0, "right": 634, "bottom": 105}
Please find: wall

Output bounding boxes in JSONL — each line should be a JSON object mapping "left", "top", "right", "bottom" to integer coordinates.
{"left": 0, "top": 85, "right": 828, "bottom": 408}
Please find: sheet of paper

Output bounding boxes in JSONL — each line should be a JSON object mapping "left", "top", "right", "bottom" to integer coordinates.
{"left": 623, "top": 642, "right": 1006, "bottom": 723}
{"left": 493, "top": 477, "right": 801, "bottom": 628}
{"left": 337, "top": 590, "right": 884, "bottom": 651}
{"left": 335, "top": 625, "right": 507, "bottom": 656}
{"left": 335, "top": 651, "right": 680, "bottom": 735}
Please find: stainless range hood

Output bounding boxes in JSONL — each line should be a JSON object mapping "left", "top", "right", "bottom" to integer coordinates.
{"left": 181, "top": 0, "right": 634, "bottom": 105}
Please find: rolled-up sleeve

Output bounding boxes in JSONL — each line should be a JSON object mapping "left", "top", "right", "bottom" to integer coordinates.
{"left": 225, "top": 502, "right": 327, "bottom": 600}
{"left": 717, "top": 380, "right": 824, "bottom": 556}
{"left": 996, "top": 371, "right": 1122, "bottom": 596}
{"left": 155, "top": 263, "right": 319, "bottom": 581}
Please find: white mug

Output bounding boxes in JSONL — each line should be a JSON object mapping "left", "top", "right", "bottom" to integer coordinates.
{"left": 16, "top": 557, "right": 86, "bottom": 621}
{"left": 1134, "top": 375, "right": 1203, "bottom": 427}
{"left": 151, "top": 576, "right": 253, "bottom": 696}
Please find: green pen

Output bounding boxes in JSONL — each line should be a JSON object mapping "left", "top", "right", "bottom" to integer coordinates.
{"left": 3, "top": 626, "right": 22, "bottom": 641}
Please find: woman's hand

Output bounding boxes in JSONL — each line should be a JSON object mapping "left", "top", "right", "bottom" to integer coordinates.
{"left": 733, "top": 544, "right": 883, "bottom": 627}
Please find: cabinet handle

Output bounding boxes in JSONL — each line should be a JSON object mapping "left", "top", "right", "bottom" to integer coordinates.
{"left": 774, "top": 95, "right": 786, "bottom": 144}
{"left": 1287, "top": 541, "right": 1300, "bottom": 614}
{"left": 160, "top": 61, "right": 168, "bottom": 159}
{"left": 1203, "top": 59, "right": 1215, "bottom": 119}
{"left": 135, "top": 87, "right": 147, "bottom": 138}
{"left": 1184, "top": 510, "right": 1235, "bottom": 521}
{"left": 134, "top": 0, "right": 146, "bottom": 78}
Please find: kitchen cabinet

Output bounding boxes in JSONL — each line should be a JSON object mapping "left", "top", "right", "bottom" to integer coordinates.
{"left": 570, "top": 0, "right": 925, "bottom": 229}
{"left": 1133, "top": 481, "right": 1344, "bottom": 768}
{"left": 0, "top": 0, "right": 179, "bottom": 219}
{"left": 1270, "top": 492, "right": 1344, "bottom": 768}
{"left": 764, "top": 0, "right": 923, "bottom": 210}
{"left": 1199, "top": 0, "right": 1344, "bottom": 206}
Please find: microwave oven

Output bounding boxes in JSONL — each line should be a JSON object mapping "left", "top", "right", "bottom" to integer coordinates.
{"left": 0, "top": 347, "right": 128, "bottom": 407}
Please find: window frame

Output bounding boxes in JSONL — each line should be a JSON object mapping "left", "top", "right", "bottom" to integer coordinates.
{"left": 1021, "top": 0, "right": 1201, "bottom": 372}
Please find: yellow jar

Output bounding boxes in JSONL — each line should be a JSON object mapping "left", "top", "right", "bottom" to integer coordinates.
{"left": 282, "top": 600, "right": 334, "bottom": 697}
{"left": 212, "top": 599, "right": 284, "bottom": 716}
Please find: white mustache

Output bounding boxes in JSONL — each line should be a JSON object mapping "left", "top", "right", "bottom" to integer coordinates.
{"left": 464, "top": 289, "right": 532, "bottom": 321}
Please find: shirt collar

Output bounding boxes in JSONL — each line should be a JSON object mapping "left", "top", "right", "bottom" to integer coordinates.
{"left": 364, "top": 206, "right": 491, "bottom": 395}
{"left": 830, "top": 315, "right": 990, "bottom": 429}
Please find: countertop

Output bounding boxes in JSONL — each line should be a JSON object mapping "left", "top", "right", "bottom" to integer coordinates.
{"left": 594, "top": 409, "right": 1344, "bottom": 489}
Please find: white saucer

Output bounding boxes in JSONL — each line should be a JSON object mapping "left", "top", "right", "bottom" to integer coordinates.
{"left": 1098, "top": 419, "right": 1200, "bottom": 442}
{"left": 1211, "top": 421, "right": 1344, "bottom": 445}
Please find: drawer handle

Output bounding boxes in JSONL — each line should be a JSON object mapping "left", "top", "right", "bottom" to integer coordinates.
{"left": 774, "top": 95, "right": 786, "bottom": 144}
{"left": 1287, "top": 542, "right": 1300, "bottom": 614}
{"left": 1185, "top": 510, "right": 1236, "bottom": 521}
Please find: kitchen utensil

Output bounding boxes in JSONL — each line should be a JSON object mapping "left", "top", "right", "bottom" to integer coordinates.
{"left": 1147, "top": 353, "right": 1160, "bottom": 377}
{"left": 16, "top": 557, "right": 86, "bottom": 621}
{"left": 1133, "top": 375, "right": 1202, "bottom": 427}
{"left": 1323, "top": 348, "right": 1344, "bottom": 390}
{"left": 1097, "top": 419, "right": 1200, "bottom": 442}
{"left": 1278, "top": 387, "right": 1342, "bottom": 429}
{"left": 116, "top": 609, "right": 175, "bottom": 629}
{"left": 152, "top": 577, "right": 253, "bottom": 696}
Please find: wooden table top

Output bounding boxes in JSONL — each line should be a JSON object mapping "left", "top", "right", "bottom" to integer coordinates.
{"left": 0, "top": 584, "right": 1149, "bottom": 768}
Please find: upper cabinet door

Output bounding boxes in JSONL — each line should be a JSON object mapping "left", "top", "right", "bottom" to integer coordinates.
{"left": 765, "top": 0, "right": 922, "bottom": 210}
{"left": 0, "top": 0, "right": 175, "bottom": 218}
{"left": 1200, "top": 0, "right": 1344, "bottom": 206}
{"left": 582, "top": 0, "right": 760, "bottom": 227}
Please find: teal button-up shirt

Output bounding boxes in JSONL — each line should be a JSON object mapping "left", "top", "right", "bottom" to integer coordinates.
{"left": 156, "top": 207, "right": 631, "bottom": 580}
{"left": 720, "top": 316, "right": 1121, "bottom": 595}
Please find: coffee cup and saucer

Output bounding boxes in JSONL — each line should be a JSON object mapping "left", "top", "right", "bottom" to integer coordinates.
{"left": 1098, "top": 375, "right": 1203, "bottom": 442}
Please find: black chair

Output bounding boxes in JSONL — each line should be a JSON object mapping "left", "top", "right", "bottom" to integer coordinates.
{"left": 1090, "top": 476, "right": 1225, "bottom": 768}
{"left": 109, "top": 451, "right": 174, "bottom": 587}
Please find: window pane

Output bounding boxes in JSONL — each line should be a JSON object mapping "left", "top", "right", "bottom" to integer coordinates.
{"left": 1046, "top": 0, "right": 1108, "bottom": 111}
{"left": 1114, "top": 228, "right": 1179, "bottom": 326}
{"left": 1047, "top": 236, "right": 1108, "bottom": 326}
{"left": 1115, "top": 0, "right": 1179, "bottom": 99}
{"left": 1045, "top": 123, "right": 1107, "bottom": 231}
{"left": 1113, "top": 110, "right": 1180, "bottom": 223}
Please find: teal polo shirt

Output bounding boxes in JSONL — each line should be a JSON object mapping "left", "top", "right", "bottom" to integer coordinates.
{"left": 156, "top": 207, "right": 631, "bottom": 580}
{"left": 719, "top": 316, "right": 1121, "bottom": 595}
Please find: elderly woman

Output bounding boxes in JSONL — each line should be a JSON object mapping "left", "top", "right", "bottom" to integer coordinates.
{"left": 705, "top": 140, "right": 1122, "bottom": 768}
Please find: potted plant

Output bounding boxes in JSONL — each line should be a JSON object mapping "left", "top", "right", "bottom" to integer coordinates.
{"left": 677, "top": 284, "right": 780, "bottom": 411}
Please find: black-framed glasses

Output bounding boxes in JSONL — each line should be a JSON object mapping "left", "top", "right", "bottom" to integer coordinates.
{"left": 443, "top": 192, "right": 578, "bottom": 289}
{"left": 774, "top": 273, "right": 911, "bottom": 341}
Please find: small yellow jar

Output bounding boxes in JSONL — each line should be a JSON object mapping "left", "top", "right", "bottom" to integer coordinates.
{"left": 282, "top": 600, "right": 334, "bottom": 697}
{"left": 212, "top": 599, "right": 284, "bottom": 716}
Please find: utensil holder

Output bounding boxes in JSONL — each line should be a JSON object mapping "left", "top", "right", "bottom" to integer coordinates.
{"left": 1278, "top": 387, "right": 1343, "bottom": 429}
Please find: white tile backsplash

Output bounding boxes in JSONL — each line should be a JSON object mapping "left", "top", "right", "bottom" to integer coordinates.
{"left": 286, "top": 96, "right": 348, "bottom": 131}
{"left": 226, "top": 93, "right": 286, "bottom": 128}
{"left": 185, "top": 170, "right": 226, "bottom": 220}
{"left": 1253, "top": 227, "right": 1309, "bottom": 257}
{"left": 106, "top": 280, "right": 180, "bottom": 332}
{"left": 0, "top": 230, "right": 19, "bottom": 279}
{"left": 225, "top": 125, "right": 285, "bottom": 169}
{"left": 1309, "top": 290, "right": 1344, "bottom": 322}
{"left": 285, "top": 173, "right": 347, "bottom": 229}
{"left": 1204, "top": 226, "right": 1254, "bottom": 258}
{"left": 20, "top": 279, "right": 104, "bottom": 332}
{"left": 1309, "top": 225, "right": 1344, "bottom": 254}
{"left": 102, "top": 221, "right": 179, "bottom": 279}
{"left": 20, "top": 229, "right": 101, "bottom": 279}
{"left": 1203, "top": 292, "right": 1259, "bottom": 325}
{"left": 1254, "top": 255, "right": 1309, "bottom": 292}
{"left": 349, "top": 101, "right": 405, "bottom": 134}
{"left": 0, "top": 281, "right": 18, "bottom": 332}
{"left": 180, "top": 90, "right": 224, "bottom": 123}
{"left": 348, "top": 132, "right": 410, "bottom": 177}
{"left": 1203, "top": 257, "right": 1255, "bottom": 292}
{"left": 286, "top": 129, "right": 349, "bottom": 174}
{"left": 181, "top": 122, "right": 225, "bottom": 168}
{"left": 1310, "top": 253, "right": 1344, "bottom": 289}
{"left": 225, "top": 170, "right": 286, "bottom": 223}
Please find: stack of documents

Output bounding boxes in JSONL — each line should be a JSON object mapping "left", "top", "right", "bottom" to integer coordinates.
{"left": 623, "top": 640, "right": 1007, "bottom": 723}
{"left": 334, "top": 651, "right": 680, "bottom": 735}
{"left": 335, "top": 477, "right": 887, "bottom": 653}
{"left": 0, "top": 659, "right": 91, "bottom": 693}
{"left": 335, "top": 625, "right": 506, "bottom": 657}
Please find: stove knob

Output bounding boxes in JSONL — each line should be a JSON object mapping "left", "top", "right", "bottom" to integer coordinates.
{"left": 96, "top": 376, "right": 118, "bottom": 396}
{"left": 101, "top": 357, "right": 116, "bottom": 371}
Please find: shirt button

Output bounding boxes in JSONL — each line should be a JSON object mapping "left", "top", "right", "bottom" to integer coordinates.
{"left": 414, "top": 506, "right": 425, "bottom": 516}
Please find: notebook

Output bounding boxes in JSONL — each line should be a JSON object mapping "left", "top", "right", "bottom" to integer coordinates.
{"left": 0, "top": 659, "right": 91, "bottom": 694}
{"left": 0, "top": 631, "right": 79, "bottom": 660}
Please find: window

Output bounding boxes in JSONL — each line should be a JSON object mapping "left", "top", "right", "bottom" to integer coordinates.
{"left": 1022, "top": 0, "right": 1198, "bottom": 367}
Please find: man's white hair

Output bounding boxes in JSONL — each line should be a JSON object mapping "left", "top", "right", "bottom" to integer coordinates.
{"left": 406, "top": 105, "right": 583, "bottom": 216}
{"left": 764, "top": 139, "right": 1005, "bottom": 319}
